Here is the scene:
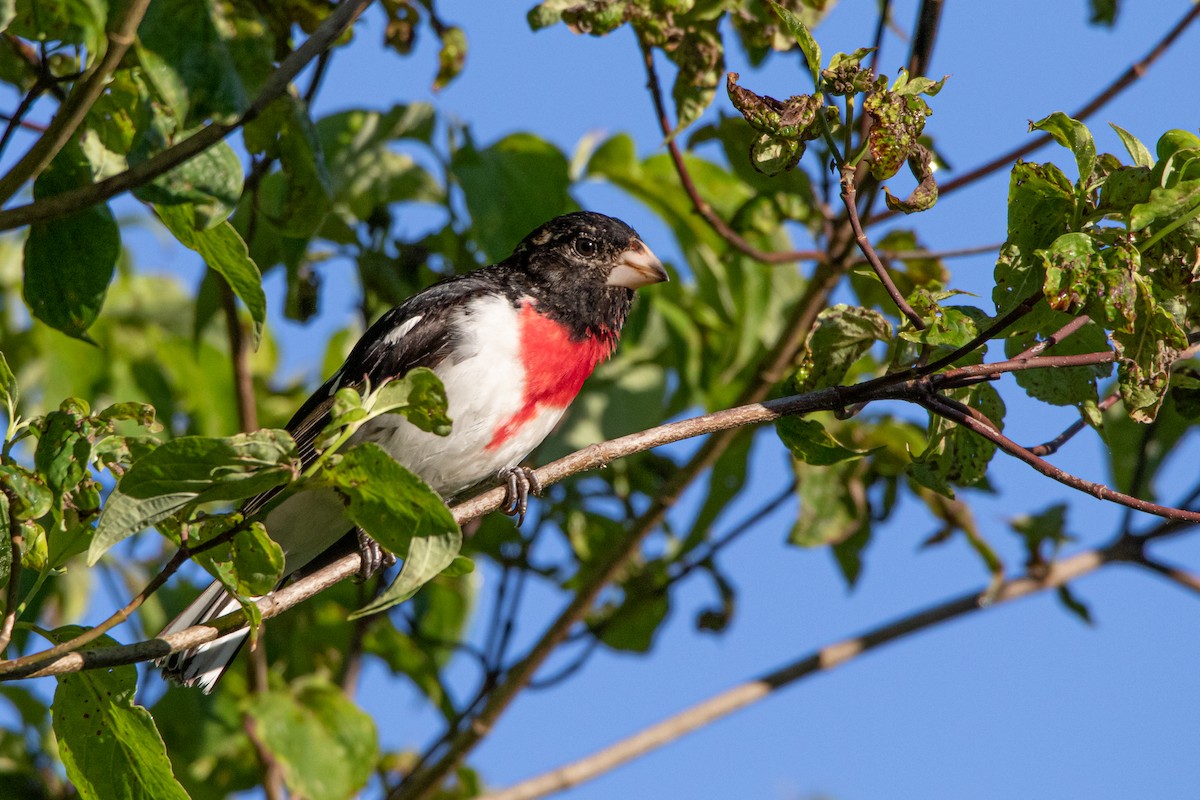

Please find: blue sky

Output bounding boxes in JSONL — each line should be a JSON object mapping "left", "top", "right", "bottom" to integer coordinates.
{"left": 6, "top": 2, "right": 1200, "bottom": 799}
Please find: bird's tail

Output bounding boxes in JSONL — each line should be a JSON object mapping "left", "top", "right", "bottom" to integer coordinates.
{"left": 157, "top": 581, "right": 250, "bottom": 693}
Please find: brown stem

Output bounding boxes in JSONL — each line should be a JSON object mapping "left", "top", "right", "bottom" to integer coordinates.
{"left": 244, "top": 710, "right": 287, "bottom": 800}
{"left": 220, "top": 278, "right": 259, "bottom": 433}
{"left": 0, "top": 0, "right": 375, "bottom": 232}
{"left": 639, "top": 40, "right": 826, "bottom": 265}
{"left": 476, "top": 543, "right": 1114, "bottom": 800}
{"left": 0, "top": 0, "right": 152, "bottom": 204}
{"left": 839, "top": 166, "right": 925, "bottom": 329}
{"left": 1027, "top": 392, "right": 1122, "bottom": 456}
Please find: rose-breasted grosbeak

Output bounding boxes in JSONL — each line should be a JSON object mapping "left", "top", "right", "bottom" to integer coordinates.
{"left": 159, "top": 211, "right": 666, "bottom": 691}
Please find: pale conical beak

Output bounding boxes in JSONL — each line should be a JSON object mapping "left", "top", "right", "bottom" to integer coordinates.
{"left": 606, "top": 239, "right": 668, "bottom": 289}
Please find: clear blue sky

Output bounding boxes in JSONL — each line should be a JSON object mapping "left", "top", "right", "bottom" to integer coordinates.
{"left": 10, "top": 2, "right": 1200, "bottom": 798}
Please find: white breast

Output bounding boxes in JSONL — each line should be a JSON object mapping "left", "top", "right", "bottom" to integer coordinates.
{"left": 266, "top": 294, "right": 563, "bottom": 572}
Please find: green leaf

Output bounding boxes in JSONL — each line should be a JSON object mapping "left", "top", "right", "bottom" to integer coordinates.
{"left": 191, "top": 519, "right": 285, "bottom": 597}
{"left": 1056, "top": 585, "right": 1093, "bottom": 625}
{"left": 155, "top": 203, "right": 267, "bottom": 346}
{"left": 33, "top": 408, "right": 92, "bottom": 496}
{"left": 768, "top": 0, "right": 821, "bottom": 87}
{"left": 0, "top": 463, "right": 52, "bottom": 520}
{"left": 667, "top": 22, "right": 723, "bottom": 134}
{"left": 244, "top": 679, "right": 378, "bottom": 800}
{"left": 9, "top": 0, "right": 106, "bottom": 51}
{"left": 597, "top": 575, "right": 670, "bottom": 653}
{"left": 433, "top": 25, "right": 467, "bottom": 91}
{"left": 0, "top": 350, "right": 17, "bottom": 418}
{"left": 1006, "top": 318, "right": 1110, "bottom": 407}
{"left": 371, "top": 368, "right": 452, "bottom": 436}
{"left": 793, "top": 304, "right": 891, "bottom": 392}
{"left": 1031, "top": 112, "right": 1096, "bottom": 186}
{"left": 865, "top": 84, "right": 932, "bottom": 180}
{"left": 790, "top": 459, "right": 865, "bottom": 548}
{"left": 776, "top": 417, "right": 865, "bottom": 466}
{"left": 317, "top": 443, "right": 461, "bottom": 619}
{"left": 23, "top": 144, "right": 120, "bottom": 341}
{"left": 89, "top": 430, "right": 297, "bottom": 564}
{"left": 133, "top": 139, "right": 243, "bottom": 230}
{"left": 451, "top": 133, "right": 570, "bottom": 262}
{"left": 51, "top": 628, "right": 189, "bottom": 800}
{"left": 1130, "top": 179, "right": 1200, "bottom": 233}
{"left": 883, "top": 145, "right": 939, "bottom": 213}
{"left": 912, "top": 383, "right": 1006, "bottom": 490}
{"left": 244, "top": 96, "right": 333, "bottom": 237}
{"left": 1112, "top": 282, "right": 1188, "bottom": 422}
{"left": 1010, "top": 502, "right": 1071, "bottom": 563}
{"left": 1155, "top": 129, "right": 1200, "bottom": 162}
{"left": 135, "top": 0, "right": 248, "bottom": 126}
{"left": 1110, "top": 123, "right": 1153, "bottom": 168}
{"left": 993, "top": 161, "right": 1074, "bottom": 317}
{"left": 1040, "top": 232, "right": 1136, "bottom": 329}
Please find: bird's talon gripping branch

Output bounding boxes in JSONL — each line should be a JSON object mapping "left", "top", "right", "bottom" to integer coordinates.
{"left": 355, "top": 529, "right": 396, "bottom": 582}
{"left": 499, "top": 466, "right": 542, "bottom": 527}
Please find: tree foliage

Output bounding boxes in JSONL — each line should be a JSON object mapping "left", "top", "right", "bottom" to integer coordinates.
{"left": 0, "top": 1, "right": 1197, "bottom": 799}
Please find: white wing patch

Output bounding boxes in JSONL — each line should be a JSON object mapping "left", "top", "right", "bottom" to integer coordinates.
{"left": 384, "top": 314, "right": 424, "bottom": 346}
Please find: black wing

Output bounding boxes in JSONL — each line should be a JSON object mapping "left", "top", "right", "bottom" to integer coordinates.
{"left": 243, "top": 270, "right": 506, "bottom": 517}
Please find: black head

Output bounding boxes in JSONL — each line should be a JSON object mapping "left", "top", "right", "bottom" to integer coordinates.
{"left": 508, "top": 211, "right": 668, "bottom": 292}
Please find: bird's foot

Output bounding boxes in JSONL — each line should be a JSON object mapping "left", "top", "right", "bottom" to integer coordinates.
{"left": 355, "top": 529, "right": 397, "bottom": 581}
{"left": 499, "top": 466, "right": 542, "bottom": 527}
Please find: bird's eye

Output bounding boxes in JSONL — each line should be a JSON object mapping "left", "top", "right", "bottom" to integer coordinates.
{"left": 574, "top": 236, "right": 598, "bottom": 257}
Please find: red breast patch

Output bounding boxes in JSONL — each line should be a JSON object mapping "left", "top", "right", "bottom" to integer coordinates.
{"left": 486, "top": 302, "right": 614, "bottom": 450}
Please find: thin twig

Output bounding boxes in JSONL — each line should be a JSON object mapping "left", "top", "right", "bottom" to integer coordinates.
{"left": 839, "top": 165, "right": 925, "bottom": 329}
{"left": 0, "top": 0, "right": 152, "bottom": 204}
{"left": 475, "top": 544, "right": 1115, "bottom": 800}
{"left": 1027, "top": 392, "right": 1121, "bottom": 456}
{"left": 0, "top": 0, "right": 375, "bottom": 232}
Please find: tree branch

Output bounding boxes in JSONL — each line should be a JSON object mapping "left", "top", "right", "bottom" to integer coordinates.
{"left": 0, "top": 0, "right": 375, "bottom": 232}
{"left": 0, "top": 0, "right": 152, "bottom": 204}
{"left": 476, "top": 543, "right": 1118, "bottom": 800}
{"left": 1, "top": 346, "right": 1193, "bottom": 682}
{"left": 920, "top": 395, "right": 1200, "bottom": 524}
{"left": 839, "top": 165, "right": 925, "bottom": 329}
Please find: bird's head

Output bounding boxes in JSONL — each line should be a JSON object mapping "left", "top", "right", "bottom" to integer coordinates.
{"left": 512, "top": 211, "right": 668, "bottom": 292}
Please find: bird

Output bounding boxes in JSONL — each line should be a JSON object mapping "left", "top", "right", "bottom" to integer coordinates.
{"left": 157, "top": 211, "right": 667, "bottom": 691}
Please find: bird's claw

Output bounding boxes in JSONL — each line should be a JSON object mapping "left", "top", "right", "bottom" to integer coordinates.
{"left": 355, "top": 529, "right": 397, "bottom": 582}
{"left": 499, "top": 466, "right": 542, "bottom": 526}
